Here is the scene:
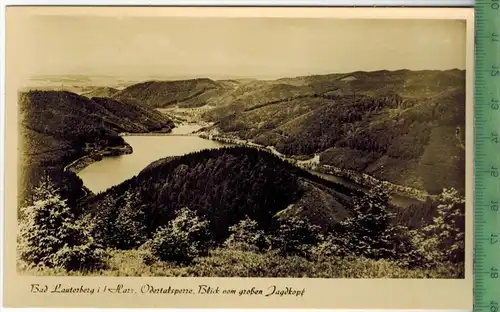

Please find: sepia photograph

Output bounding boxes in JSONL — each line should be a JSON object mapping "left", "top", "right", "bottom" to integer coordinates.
{"left": 3, "top": 6, "right": 474, "bottom": 309}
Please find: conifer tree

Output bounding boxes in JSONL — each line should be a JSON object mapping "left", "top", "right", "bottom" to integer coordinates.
{"left": 18, "top": 178, "right": 105, "bottom": 271}
{"left": 87, "top": 195, "right": 119, "bottom": 248}
{"left": 332, "top": 184, "right": 404, "bottom": 260}
{"left": 113, "top": 190, "right": 147, "bottom": 249}
{"left": 18, "top": 179, "right": 78, "bottom": 266}
{"left": 410, "top": 188, "right": 465, "bottom": 267}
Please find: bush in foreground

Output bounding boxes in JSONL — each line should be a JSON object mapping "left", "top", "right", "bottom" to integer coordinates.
{"left": 410, "top": 188, "right": 465, "bottom": 270}
{"left": 268, "top": 216, "right": 323, "bottom": 259}
{"left": 224, "top": 217, "right": 269, "bottom": 252}
{"left": 146, "top": 207, "right": 211, "bottom": 265}
{"left": 17, "top": 179, "right": 106, "bottom": 271}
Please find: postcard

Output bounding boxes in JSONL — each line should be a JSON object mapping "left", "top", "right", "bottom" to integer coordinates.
{"left": 3, "top": 5, "right": 474, "bottom": 309}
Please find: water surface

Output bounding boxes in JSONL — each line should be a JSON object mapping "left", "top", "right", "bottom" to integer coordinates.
{"left": 78, "top": 134, "right": 421, "bottom": 207}
{"left": 77, "top": 135, "right": 228, "bottom": 194}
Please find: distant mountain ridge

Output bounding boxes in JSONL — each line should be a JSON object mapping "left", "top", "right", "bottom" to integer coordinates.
{"left": 112, "top": 69, "right": 464, "bottom": 108}
{"left": 115, "top": 69, "right": 465, "bottom": 194}
{"left": 81, "top": 87, "right": 120, "bottom": 98}
{"left": 112, "top": 78, "right": 234, "bottom": 108}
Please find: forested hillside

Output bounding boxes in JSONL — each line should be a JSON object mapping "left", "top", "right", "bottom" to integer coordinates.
{"left": 112, "top": 78, "right": 237, "bottom": 108}
{"left": 19, "top": 90, "right": 174, "bottom": 207}
{"left": 201, "top": 70, "right": 466, "bottom": 194}
{"left": 115, "top": 69, "right": 465, "bottom": 194}
{"left": 20, "top": 146, "right": 464, "bottom": 278}
{"left": 81, "top": 87, "right": 119, "bottom": 98}
{"left": 82, "top": 147, "right": 360, "bottom": 245}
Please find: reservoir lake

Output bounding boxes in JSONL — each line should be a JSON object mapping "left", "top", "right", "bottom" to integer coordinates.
{"left": 77, "top": 124, "right": 228, "bottom": 194}
{"left": 77, "top": 129, "right": 421, "bottom": 207}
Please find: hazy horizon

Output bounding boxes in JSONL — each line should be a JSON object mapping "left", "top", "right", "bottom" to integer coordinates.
{"left": 27, "top": 68, "right": 465, "bottom": 84}
{"left": 17, "top": 16, "right": 466, "bottom": 81}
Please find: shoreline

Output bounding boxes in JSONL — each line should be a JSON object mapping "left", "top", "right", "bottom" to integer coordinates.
{"left": 64, "top": 120, "right": 211, "bottom": 177}
{"left": 198, "top": 131, "right": 431, "bottom": 202}
{"left": 64, "top": 122, "right": 430, "bottom": 203}
{"left": 63, "top": 125, "right": 173, "bottom": 174}
{"left": 64, "top": 144, "right": 133, "bottom": 174}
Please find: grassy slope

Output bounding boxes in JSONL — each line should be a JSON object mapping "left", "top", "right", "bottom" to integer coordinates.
{"left": 19, "top": 248, "right": 463, "bottom": 278}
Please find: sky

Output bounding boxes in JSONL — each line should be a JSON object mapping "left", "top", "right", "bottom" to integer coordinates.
{"left": 15, "top": 15, "right": 467, "bottom": 80}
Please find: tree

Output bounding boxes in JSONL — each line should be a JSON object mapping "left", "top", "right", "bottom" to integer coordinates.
{"left": 18, "top": 179, "right": 105, "bottom": 271}
{"left": 87, "top": 195, "right": 119, "bottom": 248}
{"left": 269, "top": 216, "right": 323, "bottom": 259}
{"left": 113, "top": 190, "right": 147, "bottom": 249}
{"left": 224, "top": 217, "right": 269, "bottom": 251}
{"left": 148, "top": 207, "right": 211, "bottom": 265}
{"left": 18, "top": 179, "right": 76, "bottom": 266}
{"left": 50, "top": 215, "right": 107, "bottom": 271}
{"left": 331, "top": 184, "right": 408, "bottom": 260}
{"left": 410, "top": 188, "right": 465, "bottom": 268}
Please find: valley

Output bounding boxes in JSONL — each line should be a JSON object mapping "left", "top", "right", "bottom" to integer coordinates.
{"left": 109, "top": 69, "right": 465, "bottom": 195}
{"left": 18, "top": 69, "right": 466, "bottom": 278}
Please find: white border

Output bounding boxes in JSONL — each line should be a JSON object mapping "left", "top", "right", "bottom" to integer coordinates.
{"left": 0, "top": 0, "right": 475, "bottom": 6}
